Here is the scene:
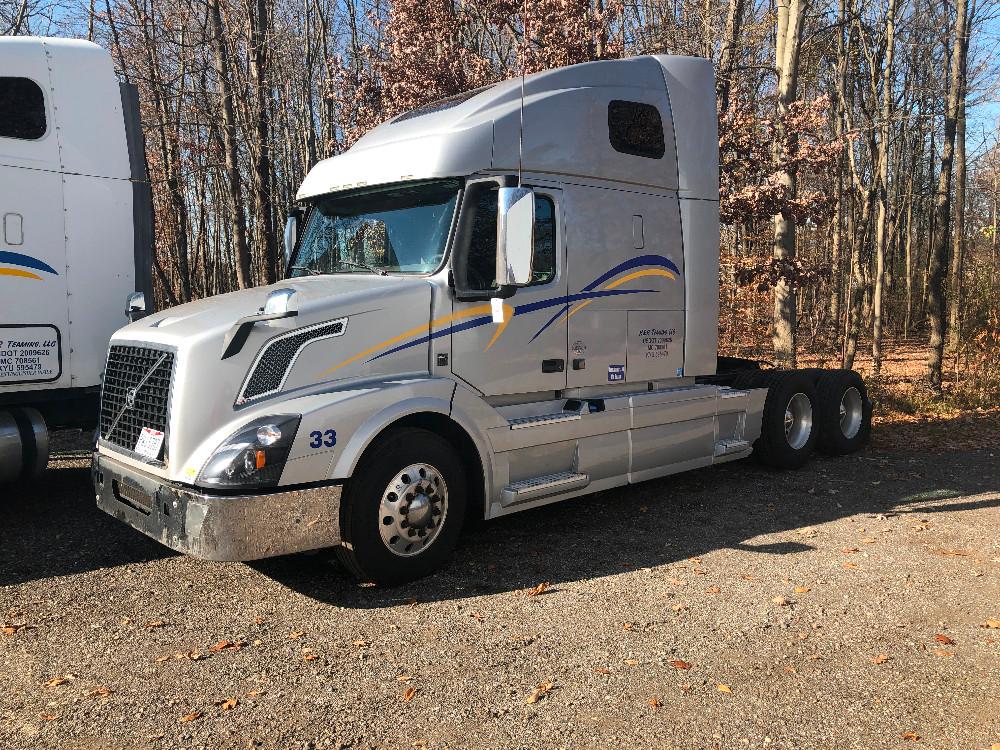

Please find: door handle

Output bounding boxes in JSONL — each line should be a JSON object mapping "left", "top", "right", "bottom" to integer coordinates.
{"left": 542, "top": 358, "right": 565, "bottom": 373}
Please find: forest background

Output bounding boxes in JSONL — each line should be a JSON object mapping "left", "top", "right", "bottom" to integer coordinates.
{"left": 4, "top": 0, "right": 1000, "bottom": 424}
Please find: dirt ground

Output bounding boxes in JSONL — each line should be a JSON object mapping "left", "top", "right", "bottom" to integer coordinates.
{"left": 1, "top": 418, "right": 999, "bottom": 750}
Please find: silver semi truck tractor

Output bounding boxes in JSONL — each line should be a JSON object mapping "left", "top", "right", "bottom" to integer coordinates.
{"left": 1, "top": 38, "right": 153, "bottom": 483}
{"left": 93, "top": 55, "right": 871, "bottom": 584}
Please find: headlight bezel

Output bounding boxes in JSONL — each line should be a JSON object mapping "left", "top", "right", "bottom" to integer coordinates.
{"left": 197, "top": 415, "right": 302, "bottom": 490}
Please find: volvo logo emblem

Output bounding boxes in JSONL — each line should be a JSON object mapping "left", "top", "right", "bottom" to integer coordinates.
{"left": 125, "top": 388, "right": 138, "bottom": 410}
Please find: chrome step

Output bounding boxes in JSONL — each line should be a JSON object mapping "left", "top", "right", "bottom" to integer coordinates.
{"left": 714, "top": 438, "right": 751, "bottom": 457}
{"left": 508, "top": 411, "right": 582, "bottom": 430}
{"left": 501, "top": 472, "right": 590, "bottom": 506}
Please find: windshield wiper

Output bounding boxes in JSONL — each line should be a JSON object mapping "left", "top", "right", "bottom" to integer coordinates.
{"left": 289, "top": 265, "right": 322, "bottom": 276}
{"left": 338, "top": 259, "right": 389, "bottom": 276}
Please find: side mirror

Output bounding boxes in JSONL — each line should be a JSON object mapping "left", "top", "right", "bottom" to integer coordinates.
{"left": 496, "top": 187, "right": 535, "bottom": 288}
{"left": 284, "top": 208, "right": 302, "bottom": 271}
{"left": 126, "top": 291, "right": 147, "bottom": 322}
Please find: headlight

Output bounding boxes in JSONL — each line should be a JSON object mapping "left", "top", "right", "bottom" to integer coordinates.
{"left": 197, "top": 415, "right": 301, "bottom": 489}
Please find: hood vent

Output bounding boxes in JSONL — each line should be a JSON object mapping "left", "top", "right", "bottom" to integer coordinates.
{"left": 238, "top": 318, "right": 348, "bottom": 404}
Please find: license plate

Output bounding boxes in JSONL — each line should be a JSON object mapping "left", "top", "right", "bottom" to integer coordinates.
{"left": 134, "top": 427, "right": 165, "bottom": 459}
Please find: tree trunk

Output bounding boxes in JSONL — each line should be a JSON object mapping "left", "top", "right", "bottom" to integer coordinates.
{"left": 946, "top": 94, "right": 966, "bottom": 352}
{"left": 772, "top": 0, "right": 808, "bottom": 369}
{"left": 926, "top": 0, "right": 968, "bottom": 393}
{"left": 209, "top": 0, "right": 253, "bottom": 290}
{"left": 871, "top": 0, "right": 898, "bottom": 374}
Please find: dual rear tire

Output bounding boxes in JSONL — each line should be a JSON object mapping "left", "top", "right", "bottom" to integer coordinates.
{"left": 737, "top": 369, "right": 871, "bottom": 470}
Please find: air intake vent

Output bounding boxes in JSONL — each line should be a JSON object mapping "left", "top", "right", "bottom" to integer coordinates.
{"left": 239, "top": 318, "right": 348, "bottom": 403}
{"left": 100, "top": 345, "right": 174, "bottom": 463}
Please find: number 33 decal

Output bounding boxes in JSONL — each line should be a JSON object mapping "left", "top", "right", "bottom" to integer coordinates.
{"left": 308, "top": 429, "right": 337, "bottom": 449}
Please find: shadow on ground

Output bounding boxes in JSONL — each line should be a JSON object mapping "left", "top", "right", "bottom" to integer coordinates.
{"left": 0, "top": 459, "right": 175, "bottom": 587}
{"left": 254, "top": 433, "right": 1000, "bottom": 610}
{"left": 3, "top": 417, "right": 998, "bottom": 605}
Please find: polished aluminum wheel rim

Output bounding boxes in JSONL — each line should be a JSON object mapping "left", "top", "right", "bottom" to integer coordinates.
{"left": 784, "top": 392, "right": 813, "bottom": 450}
{"left": 839, "top": 386, "right": 863, "bottom": 439}
{"left": 378, "top": 462, "right": 448, "bottom": 557}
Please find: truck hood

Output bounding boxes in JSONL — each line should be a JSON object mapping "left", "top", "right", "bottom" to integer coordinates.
{"left": 107, "top": 274, "right": 435, "bottom": 481}
{"left": 119, "top": 274, "right": 429, "bottom": 348}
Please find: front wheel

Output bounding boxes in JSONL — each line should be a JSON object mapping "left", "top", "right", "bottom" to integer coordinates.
{"left": 336, "top": 427, "right": 466, "bottom": 585}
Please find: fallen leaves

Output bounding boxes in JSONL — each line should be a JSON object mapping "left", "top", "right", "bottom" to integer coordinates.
{"left": 402, "top": 687, "right": 418, "bottom": 702}
{"left": 771, "top": 596, "right": 792, "bottom": 607}
{"left": 793, "top": 586, "right": 811, "bottom": 594}
{"left": 302, "top": 649, "right": 319, "bottom": 662}
{"left": 981, "top": 619, "right": 1000, "bottom": 629}
{"left": 144, "top": 619, "right": 169, "bottom": 629}
{"left": 716, "top": 684, "right": 732, "bottom": 693}
{"left": 671, "top": 603, "right": 689, "bottom": 612}
{"left": 85, "top": 686, "right": 111, "bottom": 699}
{"left": 669, "top": 659, "right": 692, "bottom": 670}
{"left": 44, "top": 674, "right": 76, "bottom": 687}
{"left": 706, "top": 585, "right": 721, "bottom": 594}
{"left": 841, "top": 547, "right": 860, "bottom": 554}
{"left": 209, "top": 639, "right": 244, "bottom": 653}
{"left": 841, "top": 562, "right": 859, "bottom": 570}
{"left": 526, "top": 582, "right": 550, "bottom": 597}
{"left": 934, "top": 549, "right": 970, "bottom": 557}
{"left": 871, "top": 654, "right": 890, "bottom": 664}
{"left": 648, "top": 697, "right": 662, "bottom": 709}
{"left": 178, "top": 711, "right": 202, "bottom": 723}
{"left": 289, "top": 631, "right": 306, "bottom": 639}
{"left": 931, "top": 649, "right": 955, "bottom": 658}
{"left": 901, "top": 731, "right": 920, "bottom": 741}
{"left": 934, "top": 634, "right": 955, "bottom": 645}
{"left": 2, "top": 623, "right": 30, "bottom": 636}
{"left": 39, "top": 713, "right": 58, "bottom": 721}
{"left": 216, "top": 697, "right": 238, "bottom": 711}
{"left": 526, "top": 681, "right": 554, "bottom": 704}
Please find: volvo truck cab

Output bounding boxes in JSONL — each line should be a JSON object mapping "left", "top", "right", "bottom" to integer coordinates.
{"left": 93, "top": 55, "right": 871, "bottom": 584}
{"left": 1, "top": 37, "right": 153, "bottom": 483}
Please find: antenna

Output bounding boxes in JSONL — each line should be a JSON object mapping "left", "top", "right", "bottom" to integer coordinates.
{"left": 517, "top": 65, "right": 525, "bottom": 186}
{"left": 517, "top": 1, "right": 526, "bottom": 186}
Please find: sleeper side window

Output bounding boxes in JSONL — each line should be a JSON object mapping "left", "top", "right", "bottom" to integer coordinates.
{"left": 608, "top": 100, "right": 664, "bottom": 159}
{"left": 463, "top": 188, "right": 556, "bottom": 291}
{"left": 0, "top": 77, "right": 47, "bottom": 141}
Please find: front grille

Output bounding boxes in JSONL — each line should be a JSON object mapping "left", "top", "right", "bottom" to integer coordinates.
{"left": 100, "top": 345, "right": 174, "bottom": 461}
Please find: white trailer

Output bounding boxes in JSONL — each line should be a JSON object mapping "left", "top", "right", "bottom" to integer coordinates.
{"left": 0, "top": 37, "right": 153, "bottom": 482}
{"left": 93, "top": 55, "right": 871, "bottom": 584}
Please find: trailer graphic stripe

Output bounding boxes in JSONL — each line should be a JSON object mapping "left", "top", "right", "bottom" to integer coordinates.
{"left": 0, "top": 251, "right": 59, "bottom": 279}
{"left": 0, "top": 267, "right": 43, "bottom": 281}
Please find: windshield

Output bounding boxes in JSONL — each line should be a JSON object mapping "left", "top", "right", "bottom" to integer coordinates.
{"left": 290, "top": 179, "right": 461, "bottom": 276}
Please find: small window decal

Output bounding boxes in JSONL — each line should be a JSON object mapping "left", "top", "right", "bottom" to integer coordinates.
{"left": 608, "top": 100, "right": 665, "bottom": 160}
{"left": 0, "top": 77, "right": 47, "bottom": 141}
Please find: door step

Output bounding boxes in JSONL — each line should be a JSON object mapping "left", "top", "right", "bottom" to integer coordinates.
{"left": 508, "top": 411, "right": 582, "bottom": 430}
{"left": 501, "top": 472, "right": 590, "bottom": 506}
{"left": 714, "top": 438, "right": 751, "bottom": 457}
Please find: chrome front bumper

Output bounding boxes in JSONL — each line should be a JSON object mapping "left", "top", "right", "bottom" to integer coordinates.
{"left": 93, "top": 452, "right": 342, "bottom": 561}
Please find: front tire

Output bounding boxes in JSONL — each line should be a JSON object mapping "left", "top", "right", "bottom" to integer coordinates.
{"left": 336, "top": 427, "right": 466, "bottom": 585}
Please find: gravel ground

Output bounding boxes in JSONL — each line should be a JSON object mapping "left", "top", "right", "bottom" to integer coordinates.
{"left": 1, "top": 426, "right": 999, "bottom": 750}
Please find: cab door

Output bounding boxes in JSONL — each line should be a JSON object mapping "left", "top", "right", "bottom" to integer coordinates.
{"left": 450, "top": 183, "right": 567, "bottom": 397}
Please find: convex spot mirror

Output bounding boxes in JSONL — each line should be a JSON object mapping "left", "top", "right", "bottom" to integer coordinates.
{"left": 496, "top": 187, "right": 535, "bottom": 288}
